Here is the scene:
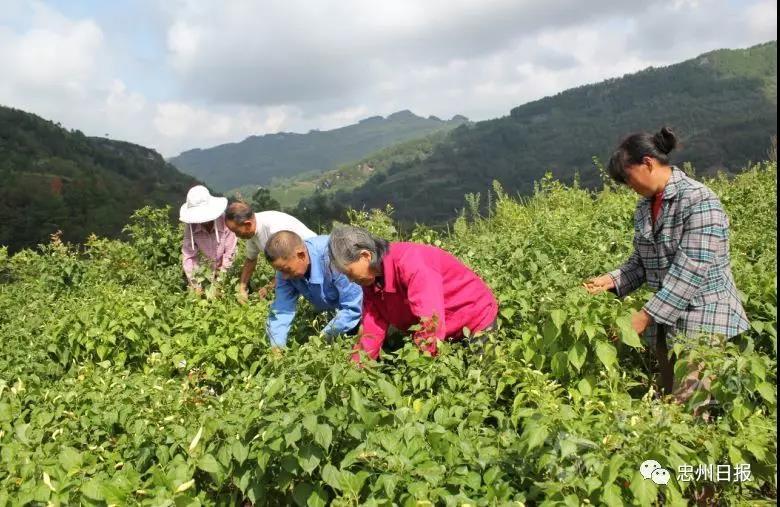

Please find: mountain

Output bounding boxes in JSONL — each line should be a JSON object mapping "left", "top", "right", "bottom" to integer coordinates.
{"left": 0, "top": 106, "right": 200, "bottom": 253}
{"left": 330, "top": 41, "right": 777, "bottom": 224}
{"left": 228, "top": 129, "right": 454, "bottom": 208}
{"left": 168, "top": 111, "right": 469, "bottom": 191}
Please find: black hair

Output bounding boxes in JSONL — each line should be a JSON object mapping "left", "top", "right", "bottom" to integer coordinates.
{"left": 607, "top": 127, "right": 678, "bottom": 184}
{"left": 264, "top": 230, "right": 304, "bottom": 262}
{"left": 225, "top": 201, "right": 254, "bottom": 223}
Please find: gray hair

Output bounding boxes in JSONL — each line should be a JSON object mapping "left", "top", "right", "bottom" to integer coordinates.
{"left": 328, "top": 225, "right": 389, "bottom": 273}
{"left": 264, "top": 230, "right": 304, "bottom": 262}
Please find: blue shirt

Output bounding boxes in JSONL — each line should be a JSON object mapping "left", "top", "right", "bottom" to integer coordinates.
{"left": 266, "top": 235, "right": 363, "bottom": 347}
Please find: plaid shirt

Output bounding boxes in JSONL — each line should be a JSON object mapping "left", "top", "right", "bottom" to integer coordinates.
{"left": 609, "top": 168, "right": 749, "bottom": 344}
{"left": 182, "top": 214, "right": 238, "bottom": 284}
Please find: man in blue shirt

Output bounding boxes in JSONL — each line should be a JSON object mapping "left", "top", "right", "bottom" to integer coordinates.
{"left": 263, "top": 230, "right": 363, "bottom": 349}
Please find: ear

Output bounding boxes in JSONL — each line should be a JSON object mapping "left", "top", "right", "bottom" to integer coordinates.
{"left": 642, "top": 156, "right": 655, "bottom": 169}
{"left": 359, "top": 249, "right": 373, "bottom": 263}
{"left": 296, "top": 247, "right": 307, "bottom": 260}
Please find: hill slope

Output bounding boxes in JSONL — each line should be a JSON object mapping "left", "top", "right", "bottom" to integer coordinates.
{"left": 169, "top": 111, "right": 469, "bottom": 191}
{"left": 0, "top": 106, "right": 199, "bottom": 252}
{"left": 337, "top": 41, "right": 777, "bottom": 223}
{"left": 230, "top": 129, "right": 453, "bottom": 208}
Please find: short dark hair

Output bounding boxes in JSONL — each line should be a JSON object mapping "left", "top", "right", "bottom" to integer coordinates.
{"left": 264, "top": 230, "right": 305, "bottom": 262}
{"left": 225, "top": 201, "right": 254, "bottom": 223}
{"left": 608, "top": 127, "right": 678, "bottom": 184}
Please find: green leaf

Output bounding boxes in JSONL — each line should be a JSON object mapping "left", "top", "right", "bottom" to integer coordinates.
{"left": 350, "top": 386, "right": 369, "bottom": 422}
{"left": 376, "top": 378, "right": 402, "bottom": 406}
{"left": 59, "top": 447, "right": 83, "bottom": 472}
{"left": 578, "top": 377, "right": 593, "bottom": 396}
{"left": 595, "top": 340, "right": 617, "bottom": 370}
{"left": 602, "top": 454, "right": 624, "bottom": 486}
{"left": 551, "top": 309, "right": 566, "bottom": 330}
{"left": 746, "top": 441, "right": 767, "bottom": 462}
{"left": 321, "top": 464, "right": 341, "bottom": 491}
{"left": 265, "top": 377, "right": 285, "bottom": 398}
{"left": 500, "top": 308, "right": 515, "bottom": 321}
{"left": 559, "top": 438, "right": 577, "bottom": 458}
{"left": 293, "top": 482, "right": 327, "bottom": 507}
{"left": 616, "top": 315, "right": 642, "bottom": 348}
{"left": 143, "top": 304, "right": 155, "bottom": 319}
{"left": 483, "top": 466, "right": 500, "bottom": 485}
{"left": 568, "top": 341, "right": 587, "bottom": 371}
{"left": 629, "top": 471, "right": 657, "bottom": 505}
{"left": 298, "top": 445, "right": 321, "bottom": 474}
{"left": 601, "top": 483, "right": 624, "bottom": 507}
{"left": 756, "top": 382, "right": 775, "bottom": 403}
{"left": 226, "top": 346, "right": 239, "bottom": 362}
{"left": 542, "top": 319, "right": 560, "bottom": 342}
{"left": 302, "top": 414, "right": 318, "bottom": 434}
{"left": 231, "top": 440, "right": 248, "bottom": 465}
{"left": 81, "top": 478, "right": 104, "bottom": 501}
{"left": 314, "top": 424, "right": 333, "bottom": 450}
{"left": 15, "top": 423, "right": 29, "bottom": 444}
{"left": 521, "top": 422, "right": 549, "bottom": 451}
{"left": 728, "top": 444, "right": 746, "bottom": 465}
{"left": 197, "top": 454, "right": 222, "bottom": 474}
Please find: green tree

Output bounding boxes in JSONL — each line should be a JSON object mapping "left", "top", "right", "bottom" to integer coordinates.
{"left": 251, "top": 187, "right": 281, "bottom": 211}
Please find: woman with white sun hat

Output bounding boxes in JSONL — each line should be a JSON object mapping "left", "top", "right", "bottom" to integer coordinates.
{"left": 179, "top": 185, "right": 238, "bottom": 292}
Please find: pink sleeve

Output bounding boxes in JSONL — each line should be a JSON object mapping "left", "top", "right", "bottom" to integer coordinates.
{"left": 352, "top": 296, "right": 388, "bottom": 362}
{"left": 219, "top": 229, "right": 238, "bottom": 272}
{"left": 400, "top": 251, "right": 446, "bottom": 355}
{"left": 182, "top": 226, "right": 198, "bottom": 283}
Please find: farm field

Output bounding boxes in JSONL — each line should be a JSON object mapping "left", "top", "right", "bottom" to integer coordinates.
{"left": 0, "top": 164, "right": 776, "bottom": 506}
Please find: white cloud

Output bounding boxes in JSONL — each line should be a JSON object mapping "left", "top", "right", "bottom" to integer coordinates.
{"left": 746, "top": 0, "right": 778, "bottom": 40}
{"left": 0, "top": 0, "right": 775, "bottom": 158}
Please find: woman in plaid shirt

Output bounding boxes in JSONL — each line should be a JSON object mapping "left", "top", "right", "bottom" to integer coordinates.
{"left": 584, "top": 127, "right": 749, "bottom": 406}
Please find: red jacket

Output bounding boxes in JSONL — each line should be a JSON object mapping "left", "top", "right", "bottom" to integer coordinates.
{"left": 356, "top": 242, "right": 498, "bottom": 360}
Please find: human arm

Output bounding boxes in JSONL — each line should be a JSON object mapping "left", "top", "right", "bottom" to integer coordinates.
{"left": 585, "top": 234, "right": 645, "bottom": 296}
{"left": 322, "top": 273, "right": 363, "bottom": 339}
{"left": 182, "top": 228, "right": 200, "bottom": 288}
{"left": 238, "top": 258, "right": 257, "bottom": 302}
{"left": 218, "top": 228, "right": 238, "bottom": 274}
{"left": 401, "top": 255, "right": 447, "bottom": 355}
{"left": 607, "top": 238, "right": 646, "bottom": 297}
{"left": 352, "top": 297, "right": 389, "bottom": 362}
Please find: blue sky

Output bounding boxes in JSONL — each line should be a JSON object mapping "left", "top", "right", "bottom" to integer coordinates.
{"left": 0, "top": 0, "right": 776, "bottom": 156}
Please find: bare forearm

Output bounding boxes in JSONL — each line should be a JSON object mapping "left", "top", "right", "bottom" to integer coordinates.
{"left": 239, "top": 259, "right": 257, "bottom": 290}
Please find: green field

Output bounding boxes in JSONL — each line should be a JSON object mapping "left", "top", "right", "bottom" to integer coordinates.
{"left": 0, "top": 163, "right": 776, "bottom": 505}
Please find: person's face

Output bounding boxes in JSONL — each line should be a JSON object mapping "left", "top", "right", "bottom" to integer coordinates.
{"left": 271, "top": 248, "right": 309, "bottom": 280}
{"left": 624, "top": 157, "right": 658, "bottom": 198}
{"left": 340, "top": 250, "right": 377, "bottom": 286}
{"left": 226, "top": 218, "right": 255, "bottom": 239}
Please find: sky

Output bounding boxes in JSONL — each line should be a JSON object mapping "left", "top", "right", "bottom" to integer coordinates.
{"left": 0, "top": 0, "right": 776, "bottom": 157}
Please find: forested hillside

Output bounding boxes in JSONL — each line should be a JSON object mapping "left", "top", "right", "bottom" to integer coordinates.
{"left": 169, "top": 111, "right": 468, "bottom": 192}
{"left": 0, "top": 106, "right": 200, "bottom": 252}
{"left": 330, "top": 41, "right": 777, "bottom": 223}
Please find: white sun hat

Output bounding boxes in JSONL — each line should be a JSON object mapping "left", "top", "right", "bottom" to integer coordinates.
{"left": 179, "top": 185, "right": 228, "bottom": 224}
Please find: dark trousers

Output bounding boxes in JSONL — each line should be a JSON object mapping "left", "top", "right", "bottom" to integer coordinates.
{"left": 655, "top": 325, "right": 675, "bottom": 395}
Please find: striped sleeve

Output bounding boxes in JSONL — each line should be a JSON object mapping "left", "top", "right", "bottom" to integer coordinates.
{"left": 608, "top": 236, "right": 646, "bottom": 297}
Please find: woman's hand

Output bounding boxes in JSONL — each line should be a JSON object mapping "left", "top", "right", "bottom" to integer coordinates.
{"left": 631, "top": 309, "right": 653, "bottom": 335}
{"left": 583, "top": 274, "right": 615, "bottom": 295}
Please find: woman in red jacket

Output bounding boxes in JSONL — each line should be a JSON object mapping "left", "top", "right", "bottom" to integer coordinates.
{"left": 328, "top": 226, "right": 498, "bottom": 361}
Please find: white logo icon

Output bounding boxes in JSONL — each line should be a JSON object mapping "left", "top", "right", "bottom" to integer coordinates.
{"left": 651, "top": 468, "right": 671, "bottom": 485}
{"left": 640, "top": 459, "right": 670, "bottom": 485}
